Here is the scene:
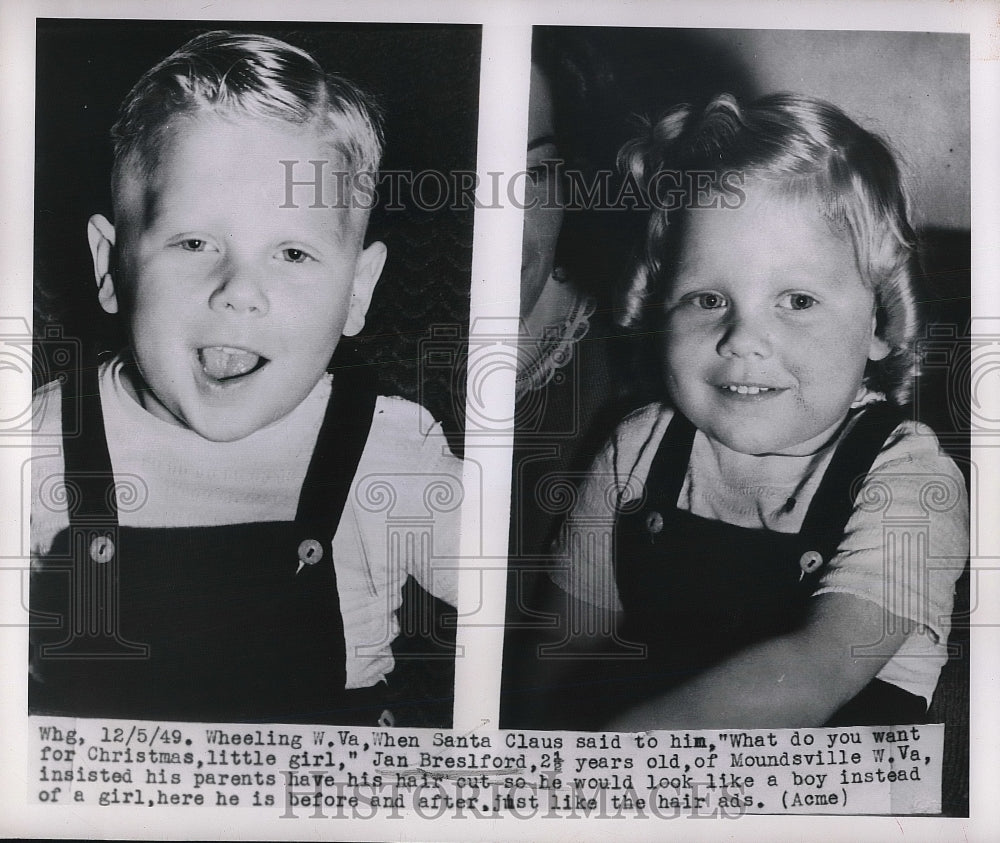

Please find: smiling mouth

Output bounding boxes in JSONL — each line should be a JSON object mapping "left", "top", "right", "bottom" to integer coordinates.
{"left": 718, "top": 384, "right": 782, "bottom": 396}
{"left": 198, "top": 346, "right": 268, "bottom": 382}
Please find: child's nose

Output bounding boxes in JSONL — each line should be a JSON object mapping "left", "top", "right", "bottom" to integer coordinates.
{"left": 717, "top": 309, "right": 772, "bottom": 359}
{"left": 209, "top": 260, "right": 269, "bottom": 316}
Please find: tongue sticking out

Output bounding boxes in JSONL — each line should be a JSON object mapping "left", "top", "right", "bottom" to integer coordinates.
{"left": 199, "top": 346, "right": 262, "bottom": 380}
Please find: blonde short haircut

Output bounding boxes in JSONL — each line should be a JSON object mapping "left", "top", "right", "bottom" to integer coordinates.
{"left": 110, "top": 30, "right": 383, "bottom": 220}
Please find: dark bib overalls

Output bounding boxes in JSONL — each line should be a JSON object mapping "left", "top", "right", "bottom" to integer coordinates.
{"left": 611, "top": 404, "right": 926, "bottom": 727}
{"left": 30, "top": 362, "right": 391, "bottom": 725}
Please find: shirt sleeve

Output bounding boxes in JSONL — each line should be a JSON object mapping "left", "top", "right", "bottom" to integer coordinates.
{"left": 814, "top": 421, "right": 969, "bottom": 646}
{"left": 347, "top": 396, "right": 463, "bottom": 609}
{"left": 549, "top": 403, "right": 670, "bottom": 611}
{"left": 29, "top": 379, "right": 69, "bottom": 557}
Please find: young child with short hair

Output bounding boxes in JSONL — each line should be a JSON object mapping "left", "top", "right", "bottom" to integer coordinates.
{"left": 30, "top": 31, "right": 461, "bottom": 725}
{"left": 549, "top": 93, "right": 968, "bottom": 729}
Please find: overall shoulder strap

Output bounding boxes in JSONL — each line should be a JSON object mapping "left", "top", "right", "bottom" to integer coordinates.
{"left": 798, "top": 403, "right": 905, "bottom": 555}
{"left": 290, "top": 363, "right": 379, "bottom": 697}
{"left": 295, "top": 363, "right": 379, "bottom": 540}
{"left": 61, "top": 358, "right": 118, "bottom": 527}
{"left": 641, "top": 408, "right": 697, "bottom": 509}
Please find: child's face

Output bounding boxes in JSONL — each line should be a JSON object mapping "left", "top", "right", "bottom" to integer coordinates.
{"left": 661, "top": 186, "right": 889, "bottom": 456}
{"left": 91, "top": 115, "right": 385, "bottom": 442}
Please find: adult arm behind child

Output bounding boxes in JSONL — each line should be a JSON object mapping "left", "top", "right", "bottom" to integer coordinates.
{"left": 604, "top": 591, "right": 912, "bottom": 730}
{"left": 517, "top": 574, "right": 635, "bottom": 731}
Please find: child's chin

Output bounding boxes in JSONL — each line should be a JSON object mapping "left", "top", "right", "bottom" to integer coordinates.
{"left": 183, "top": 409, "right": 282, "bottom": 442}
{"left": 707, "top": 426, "right": 799, "bottom": 457}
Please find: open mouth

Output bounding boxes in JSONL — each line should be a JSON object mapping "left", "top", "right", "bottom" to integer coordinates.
{"left": 198, "top": 346, "right": 268, "bottom": 383}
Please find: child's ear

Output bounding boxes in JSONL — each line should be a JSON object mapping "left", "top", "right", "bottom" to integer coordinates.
{"left": 342, "top": 240, "right": 387, "bottom": 337}
{"left": 867, "top": 312, "right": 891, "bottom": 362}
{"left": 87, "top": 214, "right": 119, "bottom": 315}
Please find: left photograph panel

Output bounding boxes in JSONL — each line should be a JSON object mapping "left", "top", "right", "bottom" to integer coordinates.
{"left": 29, "top": 19, "right": 481, "bottom": 727}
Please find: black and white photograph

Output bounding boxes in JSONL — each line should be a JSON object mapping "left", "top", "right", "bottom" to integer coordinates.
{"left": 502, "top": 22, "right": 971, "bottom": 809}
{"left": 27, "top": 19, "right": 480, "bottom": 727}
{"left": 1, "top": 0, "right": 997, "bottom": 840}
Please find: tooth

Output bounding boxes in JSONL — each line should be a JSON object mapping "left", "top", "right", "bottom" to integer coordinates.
{"left": 201, "top": 346, "right": 261, "bottom": 380}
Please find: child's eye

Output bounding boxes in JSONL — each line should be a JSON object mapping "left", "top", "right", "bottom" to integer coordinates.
{"left": 781, "top": 292, "right": 817, "bottom": 310}
{"left": 178, "top": 238, "right": 209, "bottom": 252}
{"left": 280, "top": 248, "right": 314, "bottom": 264}
{"left": 691, "top": 292, "right": 728, "bottom": 310}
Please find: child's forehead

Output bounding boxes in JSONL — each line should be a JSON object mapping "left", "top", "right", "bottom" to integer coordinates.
{"left": 158, "top": 113, "right": 349, "bottom": 184}
{"left": 680, "top": 181, "right": 848, "bottom": 247}
{"left": 118, "top": 114, "right": 363, "bottom": 238}
{"left": 670, "top": 183, "right": 862, "bottom": 282}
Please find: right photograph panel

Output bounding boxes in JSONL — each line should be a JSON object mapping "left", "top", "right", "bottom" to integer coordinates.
{"left": 502, "top": 26, "right": 970, "bottom": 816}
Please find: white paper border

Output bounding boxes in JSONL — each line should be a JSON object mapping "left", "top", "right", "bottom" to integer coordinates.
{"left": 2, "top": 0, "right": 997, "bottom": 840}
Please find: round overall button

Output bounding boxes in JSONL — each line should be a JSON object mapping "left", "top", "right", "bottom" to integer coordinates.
{"left": 297, "top": 538, "right": 324, "bottom": 566}
{"left": 645, "top": 511, "right": 664, "bottom": 535}
{"left": 799, "top": 550, "right": 824, "bottom": 575}
{"left": 89, "top": 535, "right": 115, "bottom": 564}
